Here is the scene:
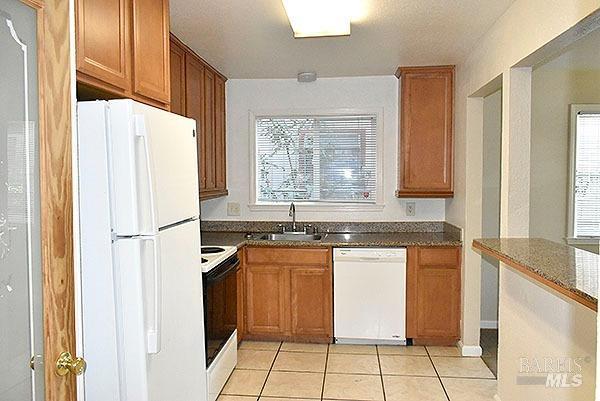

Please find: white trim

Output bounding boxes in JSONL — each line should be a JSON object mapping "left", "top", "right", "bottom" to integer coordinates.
{"left": 248, "top": 108, "right": 385, "bottom": 210}
{"left": 458, "top": 340, "right": 483, "bottom": 357}
{"left": 480, "top": 320, "right": 498, "bottom": 329}
{"left": 567, "top": 104, "right": 600, "bottom": 239}
{"left": 566, "top": 237, "right": 600, "bottom": 246}
{"left": 248, "top": 203, "right": 385, "bottom": 212}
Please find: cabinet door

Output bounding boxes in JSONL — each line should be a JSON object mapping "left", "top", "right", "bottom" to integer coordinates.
{"left": 185, "top": 54, "right": 206, "bottom": 191}
{"left": 76, "top": 0, "right": 131, "bottom": 91}
{"left": 203, "top": 68, "right": 216, "bottom": 191}
{"left": 132, "top": 0, "right": 170, "bottom": 103}
{"left": 407, "top": 247, "right": 461, "bottom": 340}
{"left": 415, "top": 267, "right": 460, "bottom": 338}
{"left": 397, "top": 66, "right": 454, "bottom": 197}
{"left": 169, "top": 39, "right": 186, "bottom": 115}
{"left": 245, "top": 265, "right": 288, "bottom": 336}
{"left": 236, "top": 249, "right": 245, "bottom": 342}
{"left": 214, "top": 74, "right": 227, "bottom": 191}
{"left": 290, "top": 267, "right": 332, "bottom": 339}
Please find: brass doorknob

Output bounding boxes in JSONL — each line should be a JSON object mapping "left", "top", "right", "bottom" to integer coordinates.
{"left": 56, "top": 352, "right": 86, "bottom": 376}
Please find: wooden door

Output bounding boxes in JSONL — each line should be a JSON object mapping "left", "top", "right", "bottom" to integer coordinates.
{"left": 290, "top": 267, "right": 332, "bottom": 339}
{"left": 169, "top": 37, "right": 186, "bottom": 115}
{"left": 132, "top": 0, "right": 170, "bottom": 104}
{"left": 2, "top": 1, "right": 77, "bottom": 400}
{"left": 214, "top": 74, "right": 227, "bottom": 191}
{"left": 407, "top": 247, "right": 461, "bottom": 342}
{"left": 245, "top": 265, "right": 288, "bottom": 337}
{"left": 397, "top": 66, "right": 454, "bottom": 198}
{"left": 203, "top": 68, "right": 216, "bottom": 191}
{"left": 75, "top": 0, "right": 131, "bottom": 93}
{"left": 184, "top": 54, "right": 206, "bottom": 191}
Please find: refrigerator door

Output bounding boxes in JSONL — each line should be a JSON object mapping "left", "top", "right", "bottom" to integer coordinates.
{"left": 146, "top": 220, "right": 207, "bottom": 401}
{"left": 82, "top": 220, "right": 206, "bottom": 401}
{"left": 99, "top": 99, "right": 199, "bottom": 235}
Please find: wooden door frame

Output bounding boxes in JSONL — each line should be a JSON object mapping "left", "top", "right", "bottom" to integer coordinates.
{"left": 20, "top": 0, "right": 76, "bottom": 400}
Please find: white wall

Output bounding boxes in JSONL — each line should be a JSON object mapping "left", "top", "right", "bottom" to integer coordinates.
{"left": 530, "top": 30, "right": 600, "bottom": 244}
{"left": 446, "top": 0, "right": 600, "bottom": 352}
{"left": 480, "top": 90, "right": 502, "bottom": 327}
{"left": 201, "top": 76, "right": 446, "bottom": 222}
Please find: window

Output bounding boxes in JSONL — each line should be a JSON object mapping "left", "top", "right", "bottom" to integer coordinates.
{"left": 569, "top": 105, "right": 600, "bottom": 240}
{"left": 253, "top": 113, "right": 379, "bottom": 205}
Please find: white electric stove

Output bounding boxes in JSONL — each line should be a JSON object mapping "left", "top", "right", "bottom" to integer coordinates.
{"left": 200, "top": 245, "right": 239, "bottom": 401}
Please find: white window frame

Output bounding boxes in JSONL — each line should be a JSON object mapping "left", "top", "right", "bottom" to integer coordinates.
{"left": 567, "top": 104, "right": 600, "bottom": 246}
{"left": 248, "top": 108, "right": 385, "bottom": 212}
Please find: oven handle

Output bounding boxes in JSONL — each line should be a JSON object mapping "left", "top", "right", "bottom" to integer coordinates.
{"left": 204, "top": 258, "right": 239, "bottom": 285}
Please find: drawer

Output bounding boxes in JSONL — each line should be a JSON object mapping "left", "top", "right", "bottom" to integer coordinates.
{"left": 418, "top": 247, "right": 460, "bottom": 267}
{"left": 245, "top": 247, "right": 329, "bottom": 266}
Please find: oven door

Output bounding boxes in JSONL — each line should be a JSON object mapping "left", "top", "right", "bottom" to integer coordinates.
{"left": 203, "top": 254, "right": 239, "bottom": 368}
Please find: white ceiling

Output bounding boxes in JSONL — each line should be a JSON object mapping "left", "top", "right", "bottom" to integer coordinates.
{"left": 170, "top": 0, "right": 515, "bottom": 79}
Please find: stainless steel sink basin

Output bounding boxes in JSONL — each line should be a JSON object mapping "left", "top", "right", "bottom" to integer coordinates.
{"left": 259, "top": 233, "right": 322, "bottom": 241}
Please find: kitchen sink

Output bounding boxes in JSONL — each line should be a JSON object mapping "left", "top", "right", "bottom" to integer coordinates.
{"left": 259, "top": 233, "right": 323, "bottom": 241}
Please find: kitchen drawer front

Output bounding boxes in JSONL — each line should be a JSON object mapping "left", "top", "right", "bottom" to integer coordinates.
{"left": 245, "top": 247, "right": 329, "bottom": 266}
{"left": 417, "top": 247, "right": 460, "bottom": 267}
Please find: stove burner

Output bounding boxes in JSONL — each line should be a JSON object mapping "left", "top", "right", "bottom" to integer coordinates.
{"left": 201, "top": 258, "right": 208, "bottom": 264}
{"left": 201, "top": 246, "right": 226, "bottom": 254}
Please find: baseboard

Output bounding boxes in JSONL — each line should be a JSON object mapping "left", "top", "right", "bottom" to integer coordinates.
{"left": 481, "top": 320, "right": 499, "bottom": 329}
{"left": 458, "top": 340, "right": 482, "bottom": 357}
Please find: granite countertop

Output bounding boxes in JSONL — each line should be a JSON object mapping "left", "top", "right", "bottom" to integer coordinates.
{"left": 202, "top": 231, "right": 462, "bottom": 249}
{"left": 473, "top": 238, "right": 599, "bottom": 311}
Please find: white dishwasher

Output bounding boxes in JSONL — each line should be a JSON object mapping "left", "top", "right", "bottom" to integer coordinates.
{"left": 333, "top": 248, "right": 407, "bottom": 344}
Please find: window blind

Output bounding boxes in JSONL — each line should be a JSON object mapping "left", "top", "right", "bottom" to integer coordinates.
{"left": 574, "top": 112, "right": 600, "bottom": 237}
{"left": 255, "top": 115, "right": 378, "bottom": 203}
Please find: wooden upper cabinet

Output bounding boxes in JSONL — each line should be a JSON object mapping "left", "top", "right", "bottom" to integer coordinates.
{"left": 184, "top": 54, "right": 206, "bottom": 191}
{"left": 75, "top": 0, "right": 170, "bottom": 108}
{"left": 214, "top": 75, "right": 227, "bottom": 191}
{"left": 132, "top": 0, "right": 170, "bottom": 103}
{"left": 406, "top": 246, "right": 461, "bottom": 344}
{"left": 396, "top": 66, "right": 454, "bottom": 198}
{"left": 76, "top": 0, "right": 131, "bottom": 92}
{"left": 169, "top": 39, "right": 186, "bottom": 116}
{"left": 203, "top": 69, "right": 216, "bottom": 191}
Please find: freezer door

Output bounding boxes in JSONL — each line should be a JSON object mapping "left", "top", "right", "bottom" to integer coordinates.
{"left": 106, "top": 99, "right": 200, "bottom": 235}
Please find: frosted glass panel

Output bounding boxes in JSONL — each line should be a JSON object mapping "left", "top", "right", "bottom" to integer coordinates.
{"left": 0, "top": 1, "right": 43, "bottom": 401}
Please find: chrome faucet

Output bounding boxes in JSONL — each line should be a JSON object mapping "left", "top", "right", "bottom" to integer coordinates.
{"left": 288, "top": 202, "right": 297, "bottom": 232}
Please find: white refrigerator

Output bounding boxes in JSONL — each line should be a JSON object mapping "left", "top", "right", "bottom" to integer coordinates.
{"left": 77, "top": 99, "right": 207, "bottom": 401}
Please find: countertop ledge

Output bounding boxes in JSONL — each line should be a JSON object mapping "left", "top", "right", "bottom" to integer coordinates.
{"left": 473, "top": 238, "right": 598, "bottom": 311}
{"left": 202, "top": 231, "right": 462, "bottom": 249}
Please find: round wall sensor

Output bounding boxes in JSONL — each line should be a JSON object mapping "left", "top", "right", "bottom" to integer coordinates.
{"left": 297, "top": 72, "right": 317, "bottom": 83}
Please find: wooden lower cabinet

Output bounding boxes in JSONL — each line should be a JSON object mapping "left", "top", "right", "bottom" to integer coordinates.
{"left": 290, "top": 267, "right": 332, "bottom": 338}
{"left": 245, "top": 264, "right": 288, "bottom": 337}
{"left": 406, "top": 246, "right": 461, "bottom": 345}
{"left": 236, "top": 249, "right": 245, "bottom": 342}
{"left": 243, "top": 247, "right": 332, "bottom": 342}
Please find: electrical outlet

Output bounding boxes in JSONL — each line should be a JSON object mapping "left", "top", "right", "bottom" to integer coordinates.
{"left": 406, "top": 202, "right": 416, "bottom": 217}
{"left": 227, "top": 202, "right": 241, "bottom": 217}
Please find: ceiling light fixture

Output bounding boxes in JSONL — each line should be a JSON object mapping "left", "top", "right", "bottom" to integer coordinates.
{"left": 282, "top": 0, "right": 353, "bottom": 38}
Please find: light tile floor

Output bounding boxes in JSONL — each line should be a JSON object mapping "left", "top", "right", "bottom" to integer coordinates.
{"left": 219, "top": 342, "right": 497, "bottom": 401}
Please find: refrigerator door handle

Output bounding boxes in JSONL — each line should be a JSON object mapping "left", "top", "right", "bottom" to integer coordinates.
{"left": 134, "top": 114, "right": 159, "bottom": 235}
{"left": 140, "top": 235, "right": 162, "bottom": 354}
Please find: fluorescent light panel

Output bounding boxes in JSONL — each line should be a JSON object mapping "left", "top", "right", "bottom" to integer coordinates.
{"left": 282, "top": 0, "right": 352, "bottom": 38}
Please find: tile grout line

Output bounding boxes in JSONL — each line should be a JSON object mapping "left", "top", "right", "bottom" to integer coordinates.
{"left": 376, "top": 345, "right": 387, "bottom": 401}
{"left": 319, "top": 343, "right": 330, "bottom": 401}
{"left": 256, "top": 341, "right": 283, "bottom": 400}
{"left": 425, "top": 346, "right": 451, "bottom": 401}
